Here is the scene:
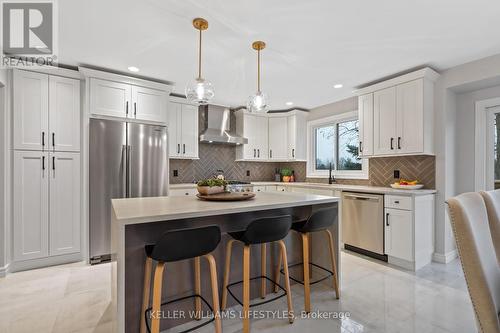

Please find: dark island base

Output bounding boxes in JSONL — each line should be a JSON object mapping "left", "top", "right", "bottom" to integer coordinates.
{"left": 124, "top": 202, "right": 339, "bottom": 332}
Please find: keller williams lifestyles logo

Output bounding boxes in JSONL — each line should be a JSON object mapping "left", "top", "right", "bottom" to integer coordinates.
{"left": 1, "top": 0, "right": 58, "bottom": 67}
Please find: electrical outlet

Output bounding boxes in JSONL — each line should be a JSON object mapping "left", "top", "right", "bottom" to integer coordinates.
{"left": 394, "top": 170, "right": 400, "bottom": 179}
{"left": 173, "top": 170, "right": 178, "bottom": 177}
{"left": 246, "top": 170, "right": 250, "bottom": 177}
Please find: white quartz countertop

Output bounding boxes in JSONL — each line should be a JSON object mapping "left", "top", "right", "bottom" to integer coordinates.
{"left": 112, "top": 191, "right": 339, "bottom": 225}
{"left": 170, "top": 182, "right": 436, "bottom": 195}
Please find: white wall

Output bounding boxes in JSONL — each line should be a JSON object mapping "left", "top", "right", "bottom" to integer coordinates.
{"left": 0, "top": 69, "right": 7, "bottom": 274}
{"left": 434, "top": 53, "right": 500, "bottom": 261}
{"left": 307, "top": 96, "right": 357, "bottom": 120}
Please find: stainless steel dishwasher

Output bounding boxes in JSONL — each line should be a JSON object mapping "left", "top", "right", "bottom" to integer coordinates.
{"left": 342, "top": 192, "right": 387, "bottom": 261}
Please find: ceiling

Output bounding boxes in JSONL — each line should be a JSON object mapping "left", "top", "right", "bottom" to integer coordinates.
{"left": 59, "top": 0, "right": 500, "bottom": 109}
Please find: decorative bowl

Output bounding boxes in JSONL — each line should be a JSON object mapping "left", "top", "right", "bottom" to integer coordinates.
{"left": 390, "top": 183, "right": 424, "bottom": 190}
{"left": 197, "top": 185, "right": 225, "bottom": 195}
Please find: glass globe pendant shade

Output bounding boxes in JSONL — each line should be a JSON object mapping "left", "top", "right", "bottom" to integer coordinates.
{"left": 247, "top": 91, "right": 268, "bottom": 113}
{"left": 185, "top": 78, "right": 214, "bottom": 105}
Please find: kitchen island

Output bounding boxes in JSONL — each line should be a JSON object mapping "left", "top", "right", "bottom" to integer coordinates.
{"left": 110, "top": 191, "right": 339, "bottom": 333}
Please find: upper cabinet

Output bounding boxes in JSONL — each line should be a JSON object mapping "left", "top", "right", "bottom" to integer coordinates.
{"left": 168, "top": 99, "right": 199, "bottom": 159}
{"left": 357, "top": 68, "right": 438, "bottom": 157}
{"left": 358, "top": 93, "right": 374, "bottom": 157}
{"left": 81, "top": 67, "right": 171, "bottom": 124}
{"left": 13, "top": 70, "right": 80, "bottom": 152}
{"left": 90, "top": 78, "right": 168, "bottom": 123}
{"left": 235, "top": 110, "right": 307, "bottom": 162}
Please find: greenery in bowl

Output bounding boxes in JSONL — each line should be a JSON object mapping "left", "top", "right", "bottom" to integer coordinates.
{"left": 197, "top": 178, "right": 227, "bottom": 187}
{"left": 280, "top": 167, "right": 293, "bottom": 177}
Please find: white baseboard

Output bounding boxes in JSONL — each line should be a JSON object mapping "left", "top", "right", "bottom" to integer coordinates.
{"left": 0, "top": 263, "right": 9, "bottom": 277}
{"left": 432, "top": 250, "right": 458, "bottom": 264}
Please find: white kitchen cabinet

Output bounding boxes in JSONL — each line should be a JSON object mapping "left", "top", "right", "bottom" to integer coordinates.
{"left": 236, "top": 112, "right": 268, "bottom": 160}
{"left": 358, "top": 93, "right": 374, "bottom": 157}
{"left": 13, "top": 150, "right": 82, "bottom": 262}
{"left": 49, "top": 152, "right": 81, "bottom": 256}
{"left": 13, "top": 70, "right": 80, "bottom": 152}
{"left": 385, "top": 208, "right": 413, "bottom": 262}
{"left": 236, "top": 110, "right": 307, "bottom": 161}
{"left": 90, "top": 77, "right": 169, "bottom": 123}
{"left": 13, "top": 70, "right": 49, "bottom": 151}
{"left": 287, "top": 113, "right": 307, "bottom": 160}
{"left": 168, "top": 101, "right": 199, "bottom": 159}
{"left": 268, "top": 117, "right": 288, "bottom": 159}
{"left": 13, "top": 151, "right": 49, "bottom": 261}
{"left": 131, "top": 86, "right": 168, "bottom": 123}
{"left": 384, "top": 194, "right": 434, "bottom": 270}
{"left": 90, "top": 78, "right": 131, "bottom": 119}
{"left": 49, "top": 76, "right": 81, "bottom": 152}
{"left": 373, "top": 86, "right": 397, "bottom": 155}
{"left": 357, "top": 68, "right": 438, "bottom": 157}
{"left": 396, "top": 79, "right": 424, "bottom": 154}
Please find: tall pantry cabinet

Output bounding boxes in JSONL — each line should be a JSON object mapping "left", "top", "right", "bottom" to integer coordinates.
{"left": 12, "top": 69, "right": 81, "bottom": 268}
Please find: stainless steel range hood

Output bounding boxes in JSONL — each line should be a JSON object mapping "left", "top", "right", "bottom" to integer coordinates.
{"left": 199, "top": 105, "right": 248, "bottom": 145}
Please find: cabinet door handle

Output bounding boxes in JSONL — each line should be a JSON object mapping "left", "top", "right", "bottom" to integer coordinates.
{"left": 386, "top": 213, "right": 390, "bottom": 226}
{"left": 359, "top": 141, "right": 363, "bottom": 153}
{"left": 394, "top": 200, "right": 400, "bottom": 204}
{"left": 390, "top": 137, "right": 394, "bottom": 150}
{"left": 398, "top": 137, "right": 401, "bottom": 150}
{"left": 183, "top": 144, "right": 186, "bottom": 154}
{"left": 257, "top": 149, "right": 260, "bottom": 158}
{"left": 177, "top": 144, "right": 180, "bottom": 154}
{"left": 126, "top": 101, "right": 129, "bottom": 116}
{"left": 270, "top": 149, "right": 272, "bottom": 158}
{"left": 52, "top": 156, "right": 55, "bottom": 170}
{"left": 134, "top": 102, "right": 137, "bottom": 117}
{"left": 292, "top": 148, "right": 295, "bottom": 158}
{"left": 42, "top": 132, "right": 45, "bottom": 147}
{"left": 52, "top": 133, "right": 55, "bottom": 150}
{"left": 42, "top": 156, "right": 45, "bottom": 170}
{"left": 254, "top": 149, "right": 256, "bottom": 158}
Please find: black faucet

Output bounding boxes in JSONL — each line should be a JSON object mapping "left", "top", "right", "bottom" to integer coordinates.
{"left": 328, "top": 163, "right": 336, "bottom": 184}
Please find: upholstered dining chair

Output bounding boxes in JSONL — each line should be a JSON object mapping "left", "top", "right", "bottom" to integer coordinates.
{"left": 446, "top": 192, "right": 500, "bottom": 333}
{"left": 480, "top": 189, "right": 500, "bottom": 264}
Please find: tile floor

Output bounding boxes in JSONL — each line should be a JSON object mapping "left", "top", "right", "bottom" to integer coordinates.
{"left": 0, "top": 251, "right": 476, "bottom": 333}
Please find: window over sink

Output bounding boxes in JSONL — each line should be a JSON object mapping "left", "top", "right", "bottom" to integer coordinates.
{"left": 307, "top": 111, "right": 369, "bottom": 179}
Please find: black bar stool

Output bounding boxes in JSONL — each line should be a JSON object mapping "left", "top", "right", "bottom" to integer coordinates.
{"left": 221, "top": 215, "right": 294, "bottom": 333}
{"left": 140, "top": 226, "right": 222, "bottom": 333}
{"left": 277, "top": 207, "right": 340, "bottom": 313}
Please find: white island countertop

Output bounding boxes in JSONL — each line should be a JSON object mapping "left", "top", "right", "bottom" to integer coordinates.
{"left": 112, "top": 191, "right": 339, "bottom": 225}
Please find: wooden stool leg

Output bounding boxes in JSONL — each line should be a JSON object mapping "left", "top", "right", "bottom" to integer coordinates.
{"left": 260, "top": 243, "right": 266, "bottom": 298}
{"left": 194, "top": 256, "right": 202, "bottom": 320}
{"left": 242, "top": 245, "right": 251, "bottom": 333}
{"left": 151, "top": 262, "right": 165, "bottom": 333}
{"left": 204, "top": 254, "right": 222, "bottom": 333}
{"left": 273, "top": 242, "right": 282, "bottom": 293}
{"left": 278, "top": 240, "right": 294, "bottom": 323}
{"left": 221, "top": 239, "right": 235, "bottom": 310}
{"left": 325, "top": 229, "right": 340, "bottom": 299}
{"left": 140, "top": 257, "right": 153, "bottom": 333}
{"left": 301, "top": 232, "right": 311, "bottom": 313}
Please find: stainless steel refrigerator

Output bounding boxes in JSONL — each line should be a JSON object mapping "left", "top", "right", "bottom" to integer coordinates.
{"left": 89, "top": 118, "right": 169, "bottom": 264}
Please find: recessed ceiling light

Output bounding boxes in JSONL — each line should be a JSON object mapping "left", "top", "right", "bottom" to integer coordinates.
{"left": 285, "top": 102, "right": 294, "bottom": 106}
{"left": 334, "top": 84, "right": 343, "bottom": 89}
{"left": 128, "top": 66, "right": 140, "bottom": 72}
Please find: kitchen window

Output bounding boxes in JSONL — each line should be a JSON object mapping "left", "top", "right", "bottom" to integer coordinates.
{"left": 307, "top": 111, "right": 369, "bottom": 179}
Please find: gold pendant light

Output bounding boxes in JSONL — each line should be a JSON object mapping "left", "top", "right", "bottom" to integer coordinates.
{"left": 247, "top": 41, "right": 269, "bottom": 113}
{"left": 185, "top": 18, "right": 214, "bottom": 105}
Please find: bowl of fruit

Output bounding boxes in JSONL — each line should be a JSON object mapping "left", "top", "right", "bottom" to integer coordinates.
{"left": 390, "top": 179, "right": 424, "bottom": 190}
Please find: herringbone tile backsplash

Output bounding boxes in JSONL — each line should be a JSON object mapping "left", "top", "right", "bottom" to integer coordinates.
{"left": 170, "top": 143, "right": 307, "bottom": 183}
{"left": 307, "top": 155, "right": 435, "bottom": 188}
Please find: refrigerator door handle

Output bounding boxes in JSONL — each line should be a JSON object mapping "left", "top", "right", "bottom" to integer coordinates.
{"left": 120, "top": 145, "right": 127, "bottom": 198}
{"left": 126, "top": 145, "right": 131, "bottom": 198}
